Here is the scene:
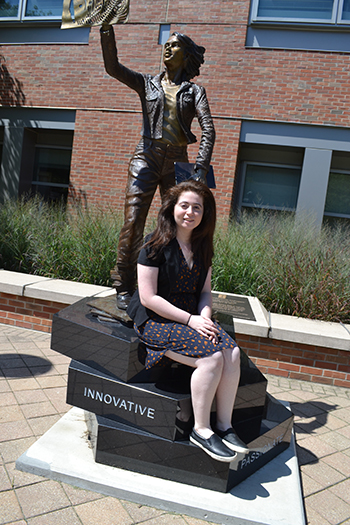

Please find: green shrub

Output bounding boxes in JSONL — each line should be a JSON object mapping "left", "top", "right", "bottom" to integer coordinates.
{"left": 1, "top": 198, "right": 349, "bottom": 322}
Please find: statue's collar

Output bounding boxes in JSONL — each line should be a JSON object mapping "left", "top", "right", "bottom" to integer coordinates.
{"left": 151, "top": 72, "right": 190, "bottom": 92}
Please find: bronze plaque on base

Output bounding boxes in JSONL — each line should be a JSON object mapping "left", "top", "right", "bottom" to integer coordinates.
{"left": 212, "top": 294, "right": 256, "bottom": 322}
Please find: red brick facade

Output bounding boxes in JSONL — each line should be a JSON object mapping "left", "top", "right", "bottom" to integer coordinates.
{"left": 236, "top": 334, "right": 350, "bottom": 389}
{"left": 0, "top": 292, "right": 69, "bottom": 333}
{"left": 2, "top": 0, "right": 350, "bottom": 216}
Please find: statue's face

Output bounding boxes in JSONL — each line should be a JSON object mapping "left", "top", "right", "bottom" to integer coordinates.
{"left": 163, "top": 36, "right": 185, "bottom": 70}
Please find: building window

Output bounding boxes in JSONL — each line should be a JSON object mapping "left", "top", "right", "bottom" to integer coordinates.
{"left": 0, "top": 0, "right": 62, "bottom": 20}
{"left": 324, "top": 170, "right": 350, "bottom": 223}
{"left": 234, "top": 142, "right": 304, "bottom": 217}
{"left": 18, "top": 128, "right": 73, "bottom": 204}
{"left": 251, "top": 0, "right": 350, "bottom": 25}
{"left": 158, "top": 24, "right": 171, "bottom": 45}
{"left": 32, "top": 146, "right": 72, "bottom": 202}
{"left": 341, "top": 0, "right": 350, "bottom": 21}
{"left": 0, "top": 127, "right": 3, "bottom": 165}
{"left": 240, "top": 163, "right": 301, "bottom": 213}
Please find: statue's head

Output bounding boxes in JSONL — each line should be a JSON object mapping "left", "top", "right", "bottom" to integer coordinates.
{"left": 163, "top": 32, "right": 205, "bottom": 81}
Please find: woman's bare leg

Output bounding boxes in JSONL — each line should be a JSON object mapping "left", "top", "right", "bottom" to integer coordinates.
{"left": 165, "top": 349, "right": 224, "bottom": 438}
{"left": 215, "top": 346, "right": 241, "bottom": 431}
{"left": 190, "top": 352, "right": 224, "bottom": 438}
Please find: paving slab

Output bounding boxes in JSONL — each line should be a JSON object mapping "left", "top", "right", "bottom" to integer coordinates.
{"left": 16, "top": 407, "right": 306, "bottom": 525}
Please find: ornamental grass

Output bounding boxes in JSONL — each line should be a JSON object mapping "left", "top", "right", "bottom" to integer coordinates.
{"left": 1, "top": 197, "right": 349, "bottom": 323}
{"left": 212, "top": 211, "right": 350, "bottom": 323}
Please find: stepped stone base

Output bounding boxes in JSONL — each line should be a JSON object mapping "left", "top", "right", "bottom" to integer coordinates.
{"left": 50, "top": 297, "right": 294, "bottom": 493}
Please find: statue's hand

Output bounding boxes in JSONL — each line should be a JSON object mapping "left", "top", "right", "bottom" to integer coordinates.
{"left": 191, "top": 167, "right": 207, "bottom": 185}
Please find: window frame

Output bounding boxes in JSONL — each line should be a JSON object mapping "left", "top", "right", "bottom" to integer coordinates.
{"left": 250, "top": 0, "right": 350, "bottom": 27}
{"left": 238, "top": 161, "right": 302, "bottom": 213}
{"left": 0, "top": 127, "right": 3, "bottom": 167}
{"left": 0, "top": 0, "right": 62, "bottom": 22}
{"left": 31, "top": 142, "right": 72, "bottom": 196}
{"left": 337, "top": 0, "right": 350, "bottom": 24}
{"left": 323, "top": 168, "right": 350, "bottom": 219}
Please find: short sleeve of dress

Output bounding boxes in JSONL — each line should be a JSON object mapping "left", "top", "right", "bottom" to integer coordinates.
{"left": 138, "top": 244, "right": 165, "bottom": 268}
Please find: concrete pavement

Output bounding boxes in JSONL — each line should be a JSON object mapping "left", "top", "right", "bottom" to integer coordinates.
{"left": 1, "top": 323, "right": 350, "bottom": 525}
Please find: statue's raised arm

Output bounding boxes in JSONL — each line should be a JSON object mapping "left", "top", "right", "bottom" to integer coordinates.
{"left": 61, "top": 0, "right": 129, "bottom": 29}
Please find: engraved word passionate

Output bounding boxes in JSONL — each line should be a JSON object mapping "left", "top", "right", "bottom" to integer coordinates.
{"left": 240, "top": 433, "right": 285, "bottom": 469}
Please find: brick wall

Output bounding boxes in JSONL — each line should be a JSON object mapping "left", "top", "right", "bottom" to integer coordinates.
{"left": 2, "top": 0, "right": 350, "bottom": 216}
{"left": 236, "top": 334, "right": 350, "bottom": 389}
{"left": 0, "top": 292, "right": 69, "bottom": 333}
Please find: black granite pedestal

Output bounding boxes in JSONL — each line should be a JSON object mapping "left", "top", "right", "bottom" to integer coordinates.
{"left": 51, "top": 297, "right": 142, "bottom": 382}
{"left": 51, "top": 297, "right": 293, "bottom": 493}
{"left": 67, "top": 359, "right": 192, "bottom": 441}
{"left": 84, "top": 393, "right": 293, "bottom": 492}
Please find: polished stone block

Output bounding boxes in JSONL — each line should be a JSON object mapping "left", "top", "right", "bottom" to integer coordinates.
{"left": 51, "top": 297, "right": 143, "bottom": 382}
{"left": 67, "top": 357, "right": 267, "bottom": 442}
{"left": 85, "top": 394, "right": 293, "bottom": 492}
{"left": 232, "top": 350, "right": 267, "bottom": 439}
{"left": 67, "top": 360, "right": 191, "bottom": 440}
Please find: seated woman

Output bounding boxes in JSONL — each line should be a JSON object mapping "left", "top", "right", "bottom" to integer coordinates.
{"left": 127, "top": 180, "right": 248, "bottom": 462}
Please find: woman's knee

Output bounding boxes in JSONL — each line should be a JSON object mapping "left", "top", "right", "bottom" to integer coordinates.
{"left": 223, "top": 345, "right": 241, "bottom": 369}
{"left": 197, "top": 350, "right": 224, "bottom": 373}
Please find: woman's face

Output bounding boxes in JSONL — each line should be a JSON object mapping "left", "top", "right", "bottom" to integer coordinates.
{"left": 173, "top": 191, "right": 204, "bottom": 233}
{"left": 163, "top": 35, "right": 185, "bottom": 70}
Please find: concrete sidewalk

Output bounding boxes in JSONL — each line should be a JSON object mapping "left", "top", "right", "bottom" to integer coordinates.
{"left": 0, "top": 324, "right": 350, "bottom": 525}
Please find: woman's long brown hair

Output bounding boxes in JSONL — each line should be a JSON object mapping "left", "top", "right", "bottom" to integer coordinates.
{"left": 145, "top": 180, "right": 216, "bottom": 271}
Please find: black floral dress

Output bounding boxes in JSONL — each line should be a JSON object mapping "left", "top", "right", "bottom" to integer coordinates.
{"left": 134, "top": 245, "right": 237, "bottom": 369}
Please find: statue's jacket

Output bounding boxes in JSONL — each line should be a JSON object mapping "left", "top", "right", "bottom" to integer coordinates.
{"left": 101, "top": 28, "right": 215, "bottom": 172}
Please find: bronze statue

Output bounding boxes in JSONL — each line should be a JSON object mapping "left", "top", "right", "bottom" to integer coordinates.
{"left": 100, "top": 25, "right": 216, "bottom": 309}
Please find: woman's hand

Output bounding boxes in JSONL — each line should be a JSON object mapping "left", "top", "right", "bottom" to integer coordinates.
{"left": 188, "top": 315, "right": 219, "bottom": 344}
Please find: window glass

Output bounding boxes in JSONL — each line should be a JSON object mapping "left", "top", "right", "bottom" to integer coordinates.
{"left": 256, "top": 0, "right": 335, "bottom": 20}
{"left": 0, "top": 0, "right": 20, "bottom": 18}
{"left": 324, "top": 171, "right": 350, "bottom": 216}
{"left": 32, "top": 147, "right": 71, "bottom": 202}
{"left": 0, "top": 126, "right": 3, "bottom": 161}
{"left": 24, "top": 0, "right": 62, "bottom": 17}
{"left": 341, "top": 0, "right": 350, "bottom": 20}
{"left": 0, "top": 0, "right": 62, "bottom": 19}
{"left": 242, "top": 164, "right": 301, "bottom": 210}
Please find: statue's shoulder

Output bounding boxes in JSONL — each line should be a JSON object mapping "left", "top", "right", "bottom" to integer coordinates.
{"left": 187, "top": 81, "right": 205, "bottom": 93}
{"left": 188, "top": 82, "right": 207, "bottom": 102}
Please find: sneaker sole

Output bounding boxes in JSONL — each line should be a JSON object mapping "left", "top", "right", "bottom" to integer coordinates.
{"left": 190, "top": 435, "right": 236, "bottom": 463}
{"left": 222, "top": 438, "right": 249, "bottom": 454}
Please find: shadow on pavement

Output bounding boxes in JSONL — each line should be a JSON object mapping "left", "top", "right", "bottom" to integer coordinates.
{"left": 0, "top": 353, "right": 52, "bottom": 377}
